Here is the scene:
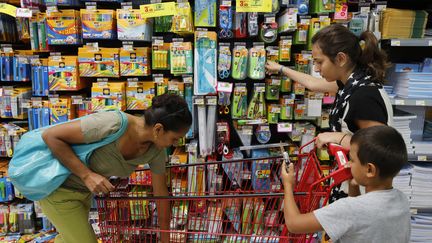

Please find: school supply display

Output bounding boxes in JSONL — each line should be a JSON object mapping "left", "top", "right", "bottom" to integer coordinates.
{"left": 195, "top": 0, "right": 216, "bottom": 27}
{"left": 91, "top": 81, "right": 126, "bottom": 111}
{"left": 78, "top": 46, "right": 120, "bottom": 77}
{"left": 170, "top": 41, "right": 193, "bottom": 76}
{"left": 0, "top": 123, "right": 26, "bottom": 158}
{"left": 46, "top": 9, "right": 82, "bottom": 45}
{"left": 231, "top": 44, "right": 248, "bottom": 80}
{"left": 120, "top": 47, "right": 151, "bottom": 76}
{"left": 0, "top": 87, "right": 32, "bottom": 119}
{"left": 231, "top": 83, "right": 247, "bottom": 119}
{"left": 248, "top": 44, "right": 266, "bottom": 80}
{"left": 247, "top": 83, "right": 266, "bottom": 119}
{"left": 49, "top": 97, "right": 75, "bottom": 125}
{"left": 30, "top": 58, "right": 49, "bottom": 96}
{"left": 218, "top": 3, "right": 233, "bottom": 39}
{"left": 48, "top": 55, "right": 83, "bottom": 91}
{"left": 80, "top": 9, "right": 116, "bottom": 39}
{"left": 194, "top": 31, "right": 217, "bottom": 95}
{"left": 217, "top": 43, "right": 231, "bottom": 79}
{"left": 117, "top": 9, "right": 153, "bottom": 41}
{"left": 126, "top": 81, "right": 155, "bottom": 110}
{"left": 171, "top": 2, "right": 194, "bottom": 35}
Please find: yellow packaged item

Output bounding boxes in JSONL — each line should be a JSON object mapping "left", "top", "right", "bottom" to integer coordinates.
{"left": 80, "top": 9, "right": 116, "bottom": 39}
{"left": 172, "top": 2, "right": 194, "bottom": 35}
{"left": 152, "top": 40, "right": 170, "bottom": 70}
{"left": 167, "top": 80, "right": 185, "bottom": 97}
{"left": 126, "top": 81, "right": 155, "bottom": 110}
{"left": 91, "top": 81, "right": 126, "bottom": 111}
{"left": 48, "top": 56, "right": 83, "bottom": 91}
{"left": 117, "top": 9, "right": 153, "bottom": 41}
{"left": 49, "top": 97, "right": 76, "bottom": 125}
{"left": 78, "top": 46, "right": 120, "bottom": 77}
{"left": 120, "top": 47, "right": 151, "bottom": 77}
{"left": 46, "top": 9, "right": 82, "bottom": 45}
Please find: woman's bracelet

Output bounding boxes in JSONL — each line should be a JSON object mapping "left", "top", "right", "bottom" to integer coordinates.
{"left": 279, "top": 66, "right": 284, "bottom": 75}
{"left": 339, "top": 133, "right": 348, "bottom": 145}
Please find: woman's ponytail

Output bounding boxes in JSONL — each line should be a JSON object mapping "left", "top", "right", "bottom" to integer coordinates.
{"left": 358, "top": 31, "right": 390, "bottom": 83}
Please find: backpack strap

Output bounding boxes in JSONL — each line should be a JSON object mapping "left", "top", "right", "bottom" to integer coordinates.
{"left": 92, "top": 110, "right": 129, "bottom": 147}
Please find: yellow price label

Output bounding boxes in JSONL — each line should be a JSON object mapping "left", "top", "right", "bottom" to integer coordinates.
{"left": 140, "top": 2, "right": 177, "bottom": 18}
{"left": 0, "top": 3, "right": 17, "bottom": 17}
{"left": 236, "top": 0, "right": 272, "bottom": 12}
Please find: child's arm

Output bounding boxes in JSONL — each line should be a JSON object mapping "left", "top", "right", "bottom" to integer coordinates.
{"left": 282, "top": 163, "right": 323, "bottom": 234}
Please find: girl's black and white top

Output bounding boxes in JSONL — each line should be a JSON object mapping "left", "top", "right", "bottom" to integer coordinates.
{"left": 328, "top": 68, "right": 394, "bottom": 202}
{"left": 329, "top": 68, "right": 393, "bottom": 134}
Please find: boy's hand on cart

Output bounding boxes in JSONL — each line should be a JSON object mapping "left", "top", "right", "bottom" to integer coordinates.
{"left": 82, "top": 171, "right": 115, "bottom": 195}
{"left": 281, "top": 162, "right": 295, "bottom": 189}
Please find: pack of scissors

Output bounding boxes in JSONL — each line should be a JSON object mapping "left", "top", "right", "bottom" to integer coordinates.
{"left": 248, "top": 43, "right": 266, "bottom": 80}
{"left": 219, "top": 3, "right": 233, "bottom": 39}
{"left": 248, "top": 12, "right": 259, "bottom": 37}
{"left": 231, "top": 43, "right": 248, "bottom": 80}
{"left": 218, "top": 43, "right": 231, "bottom": 79}
{"left": 217, "top": 81, "right": 233, "bottom": 115}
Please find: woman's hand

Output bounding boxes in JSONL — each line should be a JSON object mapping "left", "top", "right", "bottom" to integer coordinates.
{"left": 315, "top": 132, "right": 340, "bottom": 149}
{"left": 266, "top": 60, "right": 283, "bottom": 75}
{"left": 81, "top": 172, "right": 114, "bottom": 195}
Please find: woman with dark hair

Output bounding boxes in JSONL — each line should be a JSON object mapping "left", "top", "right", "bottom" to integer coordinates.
{"left": 266, "top": 24, "right": 393, "bottom": 149}
{"left": 39, "top": 94, "right": 192, "bottom": 243}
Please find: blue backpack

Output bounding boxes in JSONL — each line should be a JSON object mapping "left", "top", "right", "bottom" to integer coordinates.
{"left": 8, "top": 110, "right": 128, "bottom": 201}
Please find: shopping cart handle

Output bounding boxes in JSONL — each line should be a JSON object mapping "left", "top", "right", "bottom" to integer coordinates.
{"left": 327, "top": 143, "right": 350, "bottom": 167}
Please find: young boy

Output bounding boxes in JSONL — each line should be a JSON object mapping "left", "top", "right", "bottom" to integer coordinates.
{"left": 281, "top": 126, "right": 411, "bottom": 243}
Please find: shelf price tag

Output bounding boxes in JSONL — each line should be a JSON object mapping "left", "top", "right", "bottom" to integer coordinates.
{"left": 391, "top": 40, "right": 401, "bottom": 46}
{"left": 395, "top": 99, "right": 405, "bottom": 105}
{"left": 417, "top": 155, "right": 427, "bottom": 161}
{"left": 236, "top": 0, "right": 272, "bottom": 13}
{"left": 140, "top": 2, "right": 177, "bottom": 18}
{"left": 415, "top": 100, "right": 426, "bottom": 106}
{"left": 16, "top": 8, "right": 32, "bottom": 18}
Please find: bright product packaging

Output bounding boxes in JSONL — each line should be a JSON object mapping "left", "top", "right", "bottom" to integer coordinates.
{"left": 126, "top": 81, "right": 155, "bottom": 110}
{"left": 30, "top": 58, "right": 49, "bottom": 96}
{"left": 46, "top": 9, "right": 82, "bottom": 45}
{"left": 49, "top": 97, "right": 76, "bottom": 125}
{"left": 78, "top": 46, "right": 120, "bottom": 77}
{"left": 48, "top": 55, "right": 83, "bottom": 91}
{"left": 80, "top": 9, "right": 116, "bottom": 39}
{"left": 117, "top": 9, "right": 153, "bottom": 41}
{"left": 91, "top": 81, "right": 126, "bottom": 111}
{"left": 120, "top": 47, "right": 151, "bottom": 76}
{"left": 152, "top": 38, "right": 170, "bottom": 70}
{"left": 170, "top": 41, "right": 193, "bottom": 75}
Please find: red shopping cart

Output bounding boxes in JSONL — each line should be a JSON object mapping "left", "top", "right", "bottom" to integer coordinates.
{"left": 95, "top": 140, "right": 351, "bottom": 243}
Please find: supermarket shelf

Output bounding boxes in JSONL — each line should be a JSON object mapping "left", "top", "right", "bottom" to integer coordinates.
{"left": 408, "top": 154, "right": 432, "bottom": 162}
{"left": 411, "top": 208, "right": 432, "bottom": 215}
{"left": 382, "top": 38, "right": 432, "bottom": 47}
{"left": 390, "top": 97, "right": 432, "bottom": 107}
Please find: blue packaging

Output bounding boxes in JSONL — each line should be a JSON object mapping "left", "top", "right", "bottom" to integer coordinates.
{"left": 0, "top": 53, "right": 13, "bottom": 81}
{"left": 13, "top": 56, "right": 31, "bottom": 82}
{"left": 0, "top": 177, "right": 15, "bottom": 202}
{"left": 251, "top": 149, "right": 271, "bottom": 191}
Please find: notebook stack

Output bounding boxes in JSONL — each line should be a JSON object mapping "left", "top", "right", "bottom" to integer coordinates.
{"left": 393, "top": 109, "right": 417, "bottom": 154}
{"left": 381, "top": 8, "right": 429, "bottom": 39}
{"left": 410, "top": 163, "right": 432, "bottom": 209}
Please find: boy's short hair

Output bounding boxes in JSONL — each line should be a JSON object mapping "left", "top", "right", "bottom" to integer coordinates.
{"left": 351, "top": 126, "right": 408, "bottom": 179}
